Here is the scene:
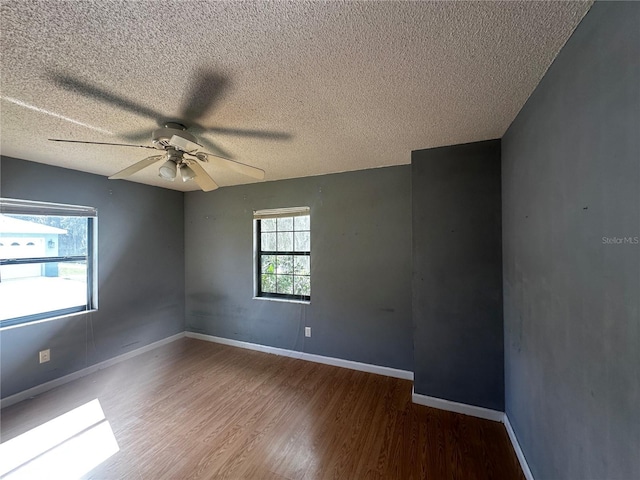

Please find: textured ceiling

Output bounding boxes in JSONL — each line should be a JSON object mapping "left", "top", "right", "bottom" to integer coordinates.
{"left": 0, "top": 0, "right": 592, "bottom": 191}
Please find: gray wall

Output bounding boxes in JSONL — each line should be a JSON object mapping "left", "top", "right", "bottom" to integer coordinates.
{"left": 185, "top": 166, "right": 413, "bottom": 371}
{"left": 412, "top": 140, "right": 504, "bottom": 411}
{"left": 502, "top": 2, "right": 640, "bottom": 479}
{"left": 0, "top": 156, "right": 185, "bottom": 399}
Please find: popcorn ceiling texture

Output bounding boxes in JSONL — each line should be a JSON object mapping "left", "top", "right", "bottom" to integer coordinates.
{"left": 0, "top": 1, "right": 592, "bottom": 191}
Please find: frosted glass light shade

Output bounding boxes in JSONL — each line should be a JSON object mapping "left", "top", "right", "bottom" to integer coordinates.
{"left": 158, "top": 160, "right": 177, "bottom": 180}
{"left": 180, "top": 165, "right": 196, "bottom": 182}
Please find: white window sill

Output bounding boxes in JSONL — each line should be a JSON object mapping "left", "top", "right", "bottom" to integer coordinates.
{"left": 0, "top": 309, "right": 98, "bottom": 331}
{"left": 252, "top": 296, "right": 310, "bottom": 305}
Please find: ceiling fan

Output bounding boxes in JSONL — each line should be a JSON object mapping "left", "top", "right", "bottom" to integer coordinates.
{"left": 46, "top": 70, "right": 291, "bottom": 191}
{"left": 50, "top": 122, "right": 265, "bottom": 191}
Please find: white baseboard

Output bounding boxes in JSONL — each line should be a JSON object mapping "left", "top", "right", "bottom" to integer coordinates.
{"left": 504, "top": 414, "right": 534, "bottom": 480}
{"left": 185, "top": 331, "right": 414, "bottom": 381}
{"left": 411, "top": 388, "right": 505, "bottom": 423}
{"left": 0, "top": 332, "right": 185, "bottom": 409}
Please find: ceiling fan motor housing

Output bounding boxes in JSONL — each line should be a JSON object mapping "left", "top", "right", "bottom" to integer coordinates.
{"left": 152, "top": 124, "right": 198, "bottom": 150}
{"left": 166, "top": 147, "right": 183, "bottom": 164}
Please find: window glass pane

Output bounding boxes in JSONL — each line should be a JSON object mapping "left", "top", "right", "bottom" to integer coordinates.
{"left": 0, "top": 215, "right": 88, "bottom": 259}
{"left": 277, "top": 217, "right": 293, "bottom": 231}
{"left": 293, "top": 256, "right": 310, "bottom": 275}
{"left": 294, "top": 276, "right": 311, "bottom": 297}
{"left": 58, "top": 261, "right": 87, "bottom": 281}
{"left": 276, "top": 275, "right": 294, "bottom": 294}
{"left": 277, "top": 232, "right": 293, "bottom": 252}
{"left": 276, "top": 255, "right": 293, "bottom": 274}
{"left": 294, "top": 215, "right": 310, "bottom": 231}
{"left": 294, "top": 232, "right": 310, "bottom": 252}
{"left": 261, "top": 218, "right": 276, "bottom": 232}
{"left": 261, "top": 274, "right": 276, "bottom": 293}
{"left": 0, "top": 261, "right": 87, "bottom": 321}
{"left": 255, "top": 210, "right": 311, "bottom": 301}
{"left": 261, "top": 255, "right": 276, "bottom": 274}
{"left": 261, "top": 232, "right": 276, "bottom": 251}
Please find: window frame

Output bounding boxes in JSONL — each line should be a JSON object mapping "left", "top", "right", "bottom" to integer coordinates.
{"left": 0, "top": 198, "right": 98, "bottom": 328}
{"left": 254, "top": 207, "right": 311, "bottom": 303}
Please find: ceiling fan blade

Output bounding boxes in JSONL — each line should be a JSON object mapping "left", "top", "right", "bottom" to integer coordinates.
{"left": 187, "top": 160, "right": 219, "bottom": 192}
{"left": 49, "top": 139, "right": 158, "bottom": 150}
{"left": 169, "top": 135, "right": 202, "bottom": 154}
{"left": 204, "top": 126, "right": 292, "bottom": 140}
{"left": 180, "top": 70, "right": 229, "bottom": 122}
{"left": 109, "top": 155, "right": 165, "bottom": 179}
{"left": 199, "top": 153, "right": 265, "bottom": 180}
{"left": 49, "top": 73, "right": 164, "bottom": 120}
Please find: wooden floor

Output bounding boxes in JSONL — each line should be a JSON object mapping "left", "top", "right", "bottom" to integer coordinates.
{"left": 1, "top": 338, "right": 524, "bottom": 479}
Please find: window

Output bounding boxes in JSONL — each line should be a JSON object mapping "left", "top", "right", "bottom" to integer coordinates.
{"left": 0, "top": 198, "right": 97, "bottom": 327}
{"left": 254, "top": 207, "right": 310, "bottom": 301}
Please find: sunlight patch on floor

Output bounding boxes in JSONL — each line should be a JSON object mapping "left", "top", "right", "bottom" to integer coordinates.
{"left": 0, "top": 399, "right": 119, "bottom": 479}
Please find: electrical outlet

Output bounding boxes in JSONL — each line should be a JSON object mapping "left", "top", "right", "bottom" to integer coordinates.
{"left": 305, "top": 327, "right": 311, "bottom": 338}
{"left": 39, "top": 349, "right": 50, "bottom": 364}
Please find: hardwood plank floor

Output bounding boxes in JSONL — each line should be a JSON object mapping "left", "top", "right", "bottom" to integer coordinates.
{"left": 0, "top": 338, "right": 524, "bottom": 479}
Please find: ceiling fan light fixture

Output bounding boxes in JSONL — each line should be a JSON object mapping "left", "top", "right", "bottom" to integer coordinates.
{"left": 180, "top": 164, "right": 196, "bottom": 182}
{"left": 158, "top": 160, "right": 177, "bottom": 180}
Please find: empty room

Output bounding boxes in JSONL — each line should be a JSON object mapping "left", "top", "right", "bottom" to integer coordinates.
{"left": 0, "top": 1, "right": 638, "bottom": 479}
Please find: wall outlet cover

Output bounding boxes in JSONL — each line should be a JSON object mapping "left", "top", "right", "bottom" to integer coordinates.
{"left": 39, "top": 349, "right": 50, "bottom": 363}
